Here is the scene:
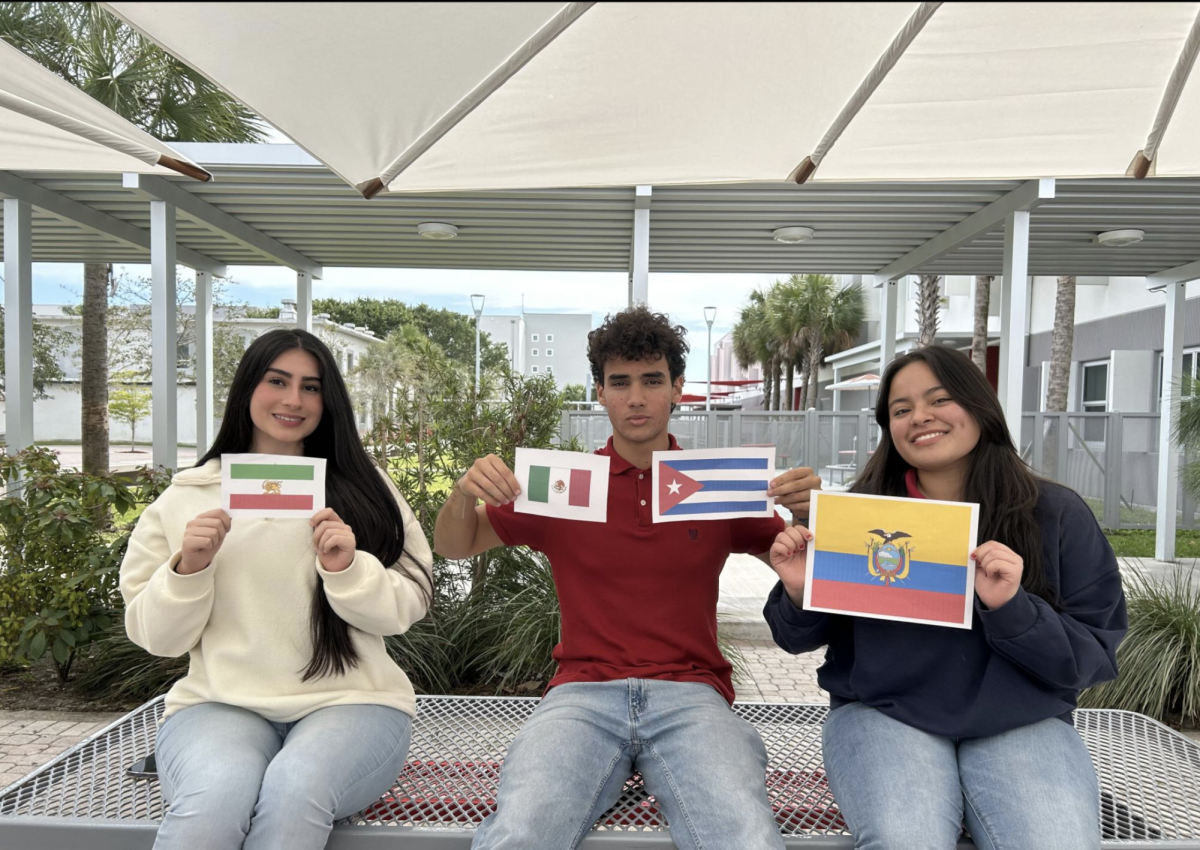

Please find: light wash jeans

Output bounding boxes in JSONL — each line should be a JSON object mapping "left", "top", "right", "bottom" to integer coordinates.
{"left": 471, "top": 679, "right": 785, "bottom": 850}
{"left": 152, "top": 701, "right": 412, "bottom": 850}
{"left": 822, "top": 702, "right": 1100, "bottom": 850}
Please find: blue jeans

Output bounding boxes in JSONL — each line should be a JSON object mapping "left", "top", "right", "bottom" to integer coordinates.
{"left": 822, "top": 702, "right": 1100, "bottom": 850}
{"left": 472, "top": 679, "right": 785, "bottom": 850}
{"left": 152, "top": 701, "right": 412, "bottom": 850}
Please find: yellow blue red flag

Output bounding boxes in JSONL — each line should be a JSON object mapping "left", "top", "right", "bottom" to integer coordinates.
{"left": 803, "top": 491, "right": 979, "bottom": 629}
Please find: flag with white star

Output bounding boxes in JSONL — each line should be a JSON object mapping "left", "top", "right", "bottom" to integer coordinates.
{"left": 652, "top": 447, "right": 776, "bottom": 523}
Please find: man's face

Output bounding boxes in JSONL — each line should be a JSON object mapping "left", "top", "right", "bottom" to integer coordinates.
{"left": 596, "top": 355, "right": 684, "bottom": 446}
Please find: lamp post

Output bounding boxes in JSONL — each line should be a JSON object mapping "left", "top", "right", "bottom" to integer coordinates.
{"left": 704, "top": 306, "right": 717, "bottom": 411}
{"left": 471, "top": 294, "right": 485, "bottom": 396}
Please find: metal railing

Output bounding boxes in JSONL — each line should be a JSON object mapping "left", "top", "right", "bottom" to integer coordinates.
{"left": 562, "top": 410, "right": 1181, "bottom": 531}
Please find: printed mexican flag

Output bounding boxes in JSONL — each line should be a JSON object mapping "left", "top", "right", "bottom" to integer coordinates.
{"left": 221, "top": 454, "right": 327, "bottom": 518}
{"left": 513, "top": 447, "right": 609, "bottom": 523}
{"left": 528, "top": 466, "right": 592, "bottom": 507}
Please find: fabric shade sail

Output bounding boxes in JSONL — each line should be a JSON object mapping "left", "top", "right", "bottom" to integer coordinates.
{"left": 0, "top": 39, "right": 210, "bottom": 179}
{"left": 105, "top": 2, "right": 1200, "bottom": 195}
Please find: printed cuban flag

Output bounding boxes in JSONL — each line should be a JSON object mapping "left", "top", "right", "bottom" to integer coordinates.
{"left": 803, "top": 490, "right": 979, "bottom": 629}
{"left": 651, "top": 447, "right": 776, "bottom": 523}
{"left": 513, "top": 447, "right": 610, "bottom": 523}
{"left": 221, "top": 454, "right": 327, "bottom": 519}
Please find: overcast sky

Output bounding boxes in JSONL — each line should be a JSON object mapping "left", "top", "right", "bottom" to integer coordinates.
{"left": 29, "top": 262, "right": 783, "bottom": 385}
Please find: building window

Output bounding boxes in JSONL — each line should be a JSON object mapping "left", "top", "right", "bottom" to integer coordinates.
{"left": 1158, "top": 347, "right": 1200, "bottom": 408}
{"left": 347, "top": 352, "right": 355, "bottom": 372}
{"left": 531, "top": 348, "right": 539, "bottom": 357}
{"left": 1081, "top": 361, "right": 1108, "bottom": 442}
{"left": 546, "top": 348, "right": 554, "bottom": 357}
{"left": 532, "top": 365, "right": 539, "bottom": 373}
{"left": 546, "top": 365, "right": 553, "bottom": 375}
{"left": 547, "top": 334, "right": 555, "bottom": 342}
{"left": 531, "top": 334, "right": 539, "bottom": 342}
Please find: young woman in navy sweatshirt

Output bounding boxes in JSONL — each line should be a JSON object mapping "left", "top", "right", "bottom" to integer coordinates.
{"left": 764, "top": 345, "right": 1127, "bottom": 850}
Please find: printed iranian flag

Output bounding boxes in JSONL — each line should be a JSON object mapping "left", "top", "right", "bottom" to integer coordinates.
{"left": 528, "top": 466, "right": 592, "bottom": 507}
{"left": 221, "top": 454, "right": 327, "bottom": 518}
{"left": 513, "top": 447, "right": 609, "bottom": 522}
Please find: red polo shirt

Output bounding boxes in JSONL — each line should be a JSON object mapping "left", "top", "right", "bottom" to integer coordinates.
{"left": 486, "top": 435, "right": 785, "bottom": 703}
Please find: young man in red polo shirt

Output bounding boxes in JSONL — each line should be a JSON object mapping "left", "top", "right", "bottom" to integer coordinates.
{"left": 434, "top": 306, "right": 820, "bottom": 850}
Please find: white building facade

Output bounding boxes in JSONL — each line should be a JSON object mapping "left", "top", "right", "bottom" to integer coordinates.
{"left": 479, "top": 312, "right": 593, "bottom": 391}
{"left": 9, "top": 299, "right": 381, "bottom": 444}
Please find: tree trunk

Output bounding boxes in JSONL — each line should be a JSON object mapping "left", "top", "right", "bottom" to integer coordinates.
{"left": 772, "top": 358, "right": 782, "bottom": 411}
{"left": 805, "top": 339, "right": 824, "bottom": 411}
{"left": 784, "top": 357, "right": 794, "bottom": 411}
{"left": 761, "top": 361, "right": 772, "bottom": 410}
{"left": 1045, "top": 276, "right": 1076, "bottom": 413}
{"left": 1042, "top": 276, "right": 1077, "bottom": 481}
{"left": 917, "top": 274, "right": 941, "bottom": 348}
{"left": 971, "top": 275, "right": 992, "bottom": 373}
{"left": 81, "top": 263, "right": 110, "bottom": 474}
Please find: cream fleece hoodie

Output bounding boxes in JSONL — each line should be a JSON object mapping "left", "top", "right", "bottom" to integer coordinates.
{"left": 120, "top": 459, "right": 432, "bottom": 722}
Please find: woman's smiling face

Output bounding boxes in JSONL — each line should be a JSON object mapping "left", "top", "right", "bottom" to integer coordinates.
{"left": 887, "top": 360, "right": 981, "bottom": 474}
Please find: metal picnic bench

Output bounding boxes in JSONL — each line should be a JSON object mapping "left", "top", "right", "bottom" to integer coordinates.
{"left": 1, "top": 696, "right": 1198, "bottom": 848}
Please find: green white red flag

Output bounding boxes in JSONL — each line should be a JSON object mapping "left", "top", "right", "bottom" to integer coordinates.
{"left": 221, "top": 454, "right": 326, "bottom": 519}
{"left": 513, "top": 448, "right": 609, "bottom": 522}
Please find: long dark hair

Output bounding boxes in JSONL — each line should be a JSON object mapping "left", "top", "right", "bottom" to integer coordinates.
{"left": 199, "top": 328, "right": 431, "bottom": 680}
{"left": 850, "top": 345, "right": 1056, "bottom": 604}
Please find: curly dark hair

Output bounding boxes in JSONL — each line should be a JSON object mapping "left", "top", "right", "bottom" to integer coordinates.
{"left": 588, "top": 305, "right": 689, "bottom": 386}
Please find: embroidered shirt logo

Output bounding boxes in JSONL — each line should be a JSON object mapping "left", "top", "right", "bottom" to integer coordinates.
{"left": 688, "top": 528, "right": 700, "bottom": 541}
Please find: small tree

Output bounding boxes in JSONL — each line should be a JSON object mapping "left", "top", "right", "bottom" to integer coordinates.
{"left": 108, "top": 373, "right": 152, "bottom": 451}
{"left": 561, "top": 383, "right": 587, "bottom": 403}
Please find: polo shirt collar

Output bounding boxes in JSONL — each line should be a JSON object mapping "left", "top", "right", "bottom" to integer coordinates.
{"left": 598, "top": 433, "right": 680, "bottom": 474}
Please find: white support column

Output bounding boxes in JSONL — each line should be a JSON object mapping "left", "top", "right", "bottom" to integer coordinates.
{"left": 151, "top": 201, "right": 178, "bottom": 470}
{"left": 195, "top": 270, "right": 214, "bottom": 456}
{"left": 296, "top": 271, "right": 313, "bottom": 332}
{"left": 628, "top": 185, "right": 651, "bottom": 307}
{"left": 998, "top": 210, "right": 1031, "bottom": 443}
{"left": 1156, "top": 279, "right": 1185, "bottom": 561}
{"left": 3, "top": 199, "right": 33, "bottom": 453}
{"left": 877, "top": 277, "right": 898, "bottom": 378}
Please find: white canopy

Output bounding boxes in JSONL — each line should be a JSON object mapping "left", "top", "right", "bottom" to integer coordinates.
{"left": 827, "top": 374, "right": 881, "bottom": 392}
{"left": 105, "top": 2, "right": 1200, "bottom": 195}
{"left": 0, "top": 38, "right": 210, "bottom": 179}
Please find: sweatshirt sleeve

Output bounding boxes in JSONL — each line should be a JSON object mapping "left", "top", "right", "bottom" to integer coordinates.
{"left": 120, "top": 496, "right": 217, "bottom": 658}
{"left": 316, "top": 471, "right": 433, "bottom": 636}
{"left": 978, "top": 495, "right": 1127, "bottom": 691}
{"left": 764, "top": 579, "right": 833, "bottom": 654}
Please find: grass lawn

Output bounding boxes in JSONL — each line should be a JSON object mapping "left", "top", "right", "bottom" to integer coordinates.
{"left": 1104, "top": 528, "right": 1200, "bottom": 558}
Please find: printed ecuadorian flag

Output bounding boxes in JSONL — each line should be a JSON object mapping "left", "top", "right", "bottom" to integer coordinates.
{"left": 221, "top": 454, "right": 327, "bottom": 519}
{"left": 803, "top": 491, "right": 979, "bottom": 629}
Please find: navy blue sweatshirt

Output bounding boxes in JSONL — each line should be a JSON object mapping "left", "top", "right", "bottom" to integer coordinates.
{"left": 764, "top": 481, "right": 1128, "bottom": 739}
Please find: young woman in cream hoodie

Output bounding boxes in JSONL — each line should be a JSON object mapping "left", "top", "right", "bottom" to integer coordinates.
{"left": 120, "top": 328, "right": 433, "bottom": 850}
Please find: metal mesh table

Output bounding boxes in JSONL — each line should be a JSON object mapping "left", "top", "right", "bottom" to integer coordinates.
{"left": 1, "top": 696, "right": 1198, "bottom": 848}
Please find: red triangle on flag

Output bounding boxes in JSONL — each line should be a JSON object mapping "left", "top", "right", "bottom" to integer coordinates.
{"left": 658, "top": 462, "right": 705, "bottom": 513}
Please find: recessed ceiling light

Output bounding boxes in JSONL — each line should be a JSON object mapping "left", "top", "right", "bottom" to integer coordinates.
{"left": 773, "top": 226, "right": 815, "bottom": 244}
{"left": 417, "top": 222, "right": 458, "bottom": 240}
{"left": 1094, "top": 229, "right": 1144, "bottom": 247}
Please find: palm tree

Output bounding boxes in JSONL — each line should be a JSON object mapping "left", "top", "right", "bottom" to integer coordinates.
{"left": 917, "top": 274, "right": 942, "bottom": 348}
{"left": 766, "top": 278, "right": 807, "bottom": 410}
{"left": 970, "top": 275, "right": 993, "bottom": 374}
{"left": 1, "top": 2, "right": 264, "bottom": 474}
{"left": 732, "top": 290, "right": 778, "bottom": 410}
{"left": 766, "top": 275, "right": 865, "bottom": 412}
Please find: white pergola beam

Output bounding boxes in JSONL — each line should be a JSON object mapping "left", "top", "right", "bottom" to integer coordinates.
{"left": 195, "top": 269, "right": 214, "bottom": 456}
{"left": 0, "top": 170, "right": 226, "bottom": 277}
{"left": 1156, "top": 279, "right": 1186, "bottom": 562}
{"left": 628, "top": 185, "right": 651, "bottom": 306}
{"left": 296, "top": 271, "right": 313, "bottom": 332}
{"left": 998, "top": 211, "right": 1032, "bottom": 443}
{"left": 875, "top": 277, "right": 899, "bottom": 381}
{"left": 3, "top": 199, "right": 34, "bottom": 452}
{"left": 123, "top": 173, "right": 323, "bottom": 278}
{"left": 872, "top": 179, "right": 1055, "bottom": 283}
{"left": 151, "top": 201, "right": 178, "bottom": 470}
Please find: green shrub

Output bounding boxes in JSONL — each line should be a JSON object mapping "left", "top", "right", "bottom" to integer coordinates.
{"left": 1079, "top": 565, "right": 1200, "bottom": 726}
{"left": 0, "top": 448, "right": 169, "bottom": 682}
